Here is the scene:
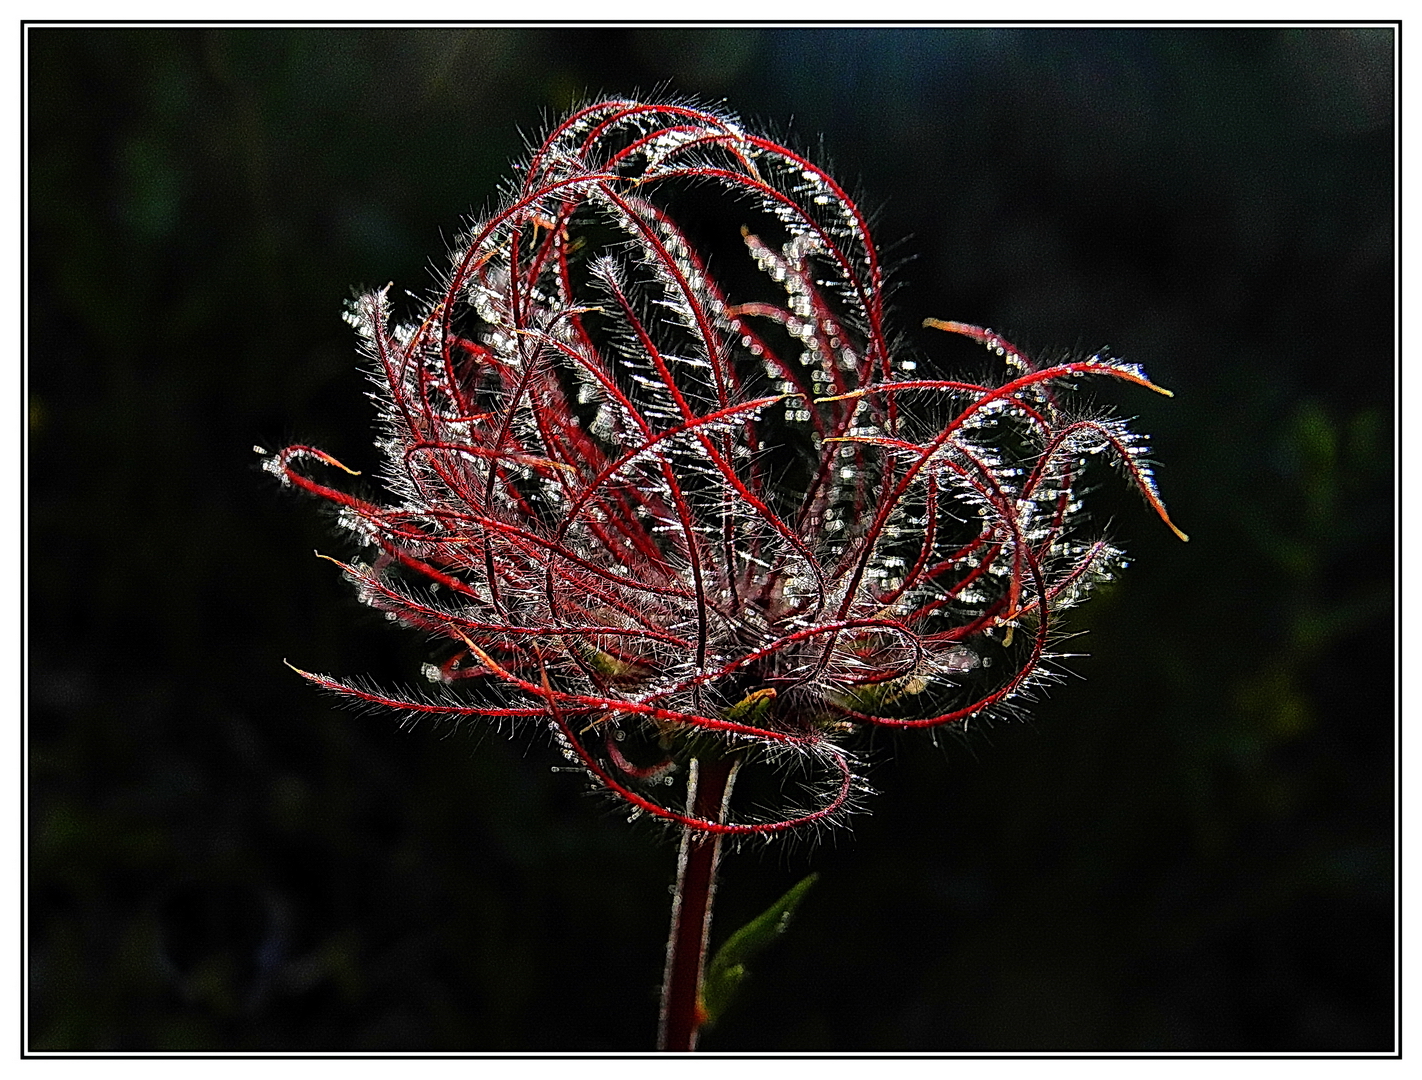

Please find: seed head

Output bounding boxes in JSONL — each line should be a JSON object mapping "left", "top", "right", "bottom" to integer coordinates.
{"left": 270, "top": 99, "right": 1183, "bottom": 841}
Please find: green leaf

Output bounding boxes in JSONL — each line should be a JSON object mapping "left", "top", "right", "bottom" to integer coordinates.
{"left": 700, "top": 872, "right": 819, "bottom": 1027}
{"left": 722, "top": 686, "right": 776, "bottom": 724}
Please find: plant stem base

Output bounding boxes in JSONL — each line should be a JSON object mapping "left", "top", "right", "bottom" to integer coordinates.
{"left": 657, "top": 755, "right": 738, "bottom": 1051}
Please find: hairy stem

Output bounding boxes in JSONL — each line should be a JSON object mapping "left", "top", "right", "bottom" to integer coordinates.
{"left": 657, "top": 754, "right": 740, "bottom": 1051}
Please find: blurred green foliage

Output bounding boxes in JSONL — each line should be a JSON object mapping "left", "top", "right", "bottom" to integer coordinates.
{"left": 28, "top": 27, "right": 1393, "bottom": 1051}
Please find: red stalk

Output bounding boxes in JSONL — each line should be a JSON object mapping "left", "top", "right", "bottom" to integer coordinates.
{"left": 657, "top": 755, "right": 740, "bottom": 1051}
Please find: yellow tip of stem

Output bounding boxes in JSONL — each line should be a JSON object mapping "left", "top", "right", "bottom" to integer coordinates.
{"left": 313, "top": 450, "right": 361, "bottom": 475}
{"left": 455, "top": 631, "right": 506, "bottom": 678}
{"left": 1153, "top": 506, "right": 1190, "bottom": 542}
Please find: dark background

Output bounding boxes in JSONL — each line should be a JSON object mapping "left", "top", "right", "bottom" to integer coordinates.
{"left": 27, "top": 26, "right": 1395, "bottom": 1052}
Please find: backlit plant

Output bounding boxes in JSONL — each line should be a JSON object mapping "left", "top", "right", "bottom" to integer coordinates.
{"left": 268, "top": 98, "right": 1184, "bottom": 1050}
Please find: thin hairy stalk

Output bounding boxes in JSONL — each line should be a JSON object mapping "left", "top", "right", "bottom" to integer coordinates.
{"left": 658, "top": 755, "right": 740, "bottom": 1052}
